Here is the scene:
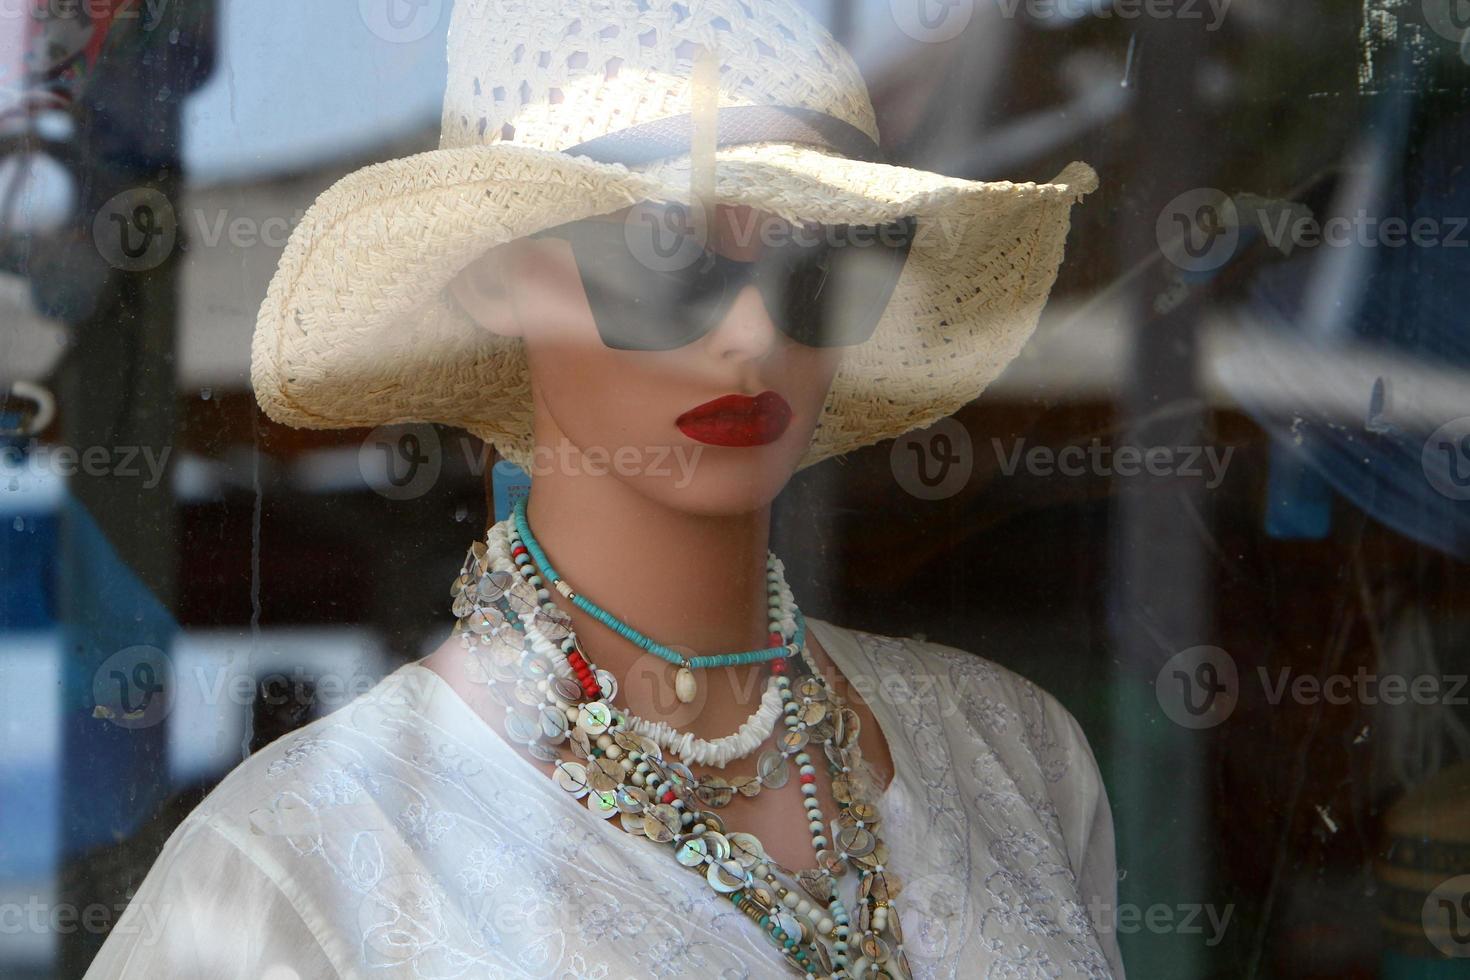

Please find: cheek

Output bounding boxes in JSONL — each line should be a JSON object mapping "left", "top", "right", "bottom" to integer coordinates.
{"left": 524, "top": 333, "right": 689, "bottom": 447}
{"left": 787, "top": 348, "right": 843, "bottom": 423}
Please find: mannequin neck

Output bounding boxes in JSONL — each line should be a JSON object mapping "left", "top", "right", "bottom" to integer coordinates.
{"left": 506, "top": 440, "right": 779, "bottom": 733}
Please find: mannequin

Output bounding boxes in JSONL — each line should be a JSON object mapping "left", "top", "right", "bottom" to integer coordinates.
{"left": 422, "top": 202, "right": 896, "bottom": 872}
{"left": 87, "top": 1, "right": 1121, "bottom": 976}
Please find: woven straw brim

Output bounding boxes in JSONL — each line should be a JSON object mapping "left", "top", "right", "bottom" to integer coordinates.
{"left": 252, "top": 141, "right": 1097, "bottom": 471}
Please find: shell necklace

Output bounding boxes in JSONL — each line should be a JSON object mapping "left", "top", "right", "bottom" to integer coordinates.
{"left": 487, "top": 518, "right": 784, "bottom": 768}
{"left": 452, "top": 517, "right": 914, "bottom": 979}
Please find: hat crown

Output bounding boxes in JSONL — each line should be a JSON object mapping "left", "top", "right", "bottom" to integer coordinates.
{"left": 441, "top": 0, "right": 877, "bottom": 154}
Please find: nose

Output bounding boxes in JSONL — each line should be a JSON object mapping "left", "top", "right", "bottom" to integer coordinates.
{"left": 703, "top": 282, "right": 779, "bottom": 364}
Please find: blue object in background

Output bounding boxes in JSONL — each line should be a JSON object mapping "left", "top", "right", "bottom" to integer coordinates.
{"left": 0, "top": 434, "right": 178, "bottom": 879}
{"left": 492, "top": 459, "right": 532, "bottom": 523}
{"left": 1264, "top": 441, "right": 1334, "bottom": 540}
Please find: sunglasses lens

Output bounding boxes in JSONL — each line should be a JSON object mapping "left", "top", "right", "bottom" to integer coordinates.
{"left": 550, "top": 208, "right": 915, "bottom": 352}
{"left": 566, "top": 221, "right": 725, "bottom": 351}
{"left": 772, "top": 217, "right": 917, "bottom": 348}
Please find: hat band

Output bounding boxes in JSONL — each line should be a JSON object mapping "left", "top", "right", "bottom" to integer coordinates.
{"left": 559, "top": 105, "right": 884, "bottom": 166}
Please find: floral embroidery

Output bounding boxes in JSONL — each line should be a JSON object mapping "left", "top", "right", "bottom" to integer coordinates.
{"left": 167, "top": 623, "right": 1117, "bottom": 979}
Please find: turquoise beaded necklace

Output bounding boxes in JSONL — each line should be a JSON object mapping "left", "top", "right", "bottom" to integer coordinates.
{"left": 511, "top": 496, "right": 802, "bottom": 703}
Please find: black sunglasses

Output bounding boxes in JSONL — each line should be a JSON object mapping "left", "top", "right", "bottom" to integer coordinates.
{"left": 529, "top": 205, "right": 918, "bottom": 351}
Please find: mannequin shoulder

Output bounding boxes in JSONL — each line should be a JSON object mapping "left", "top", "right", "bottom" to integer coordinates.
{"left": 183, "top": 664, "right": 451, "bottom": 837}
{"left": 812, "top": 617, "right": 1055, "bottom": 714}
{"left": 811, "top": 619, "right": 1099, "bottom": 776}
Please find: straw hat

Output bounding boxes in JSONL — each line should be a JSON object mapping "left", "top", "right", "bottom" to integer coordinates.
{"left": 251, "top": 0, "right": 1098, "bottom": 471}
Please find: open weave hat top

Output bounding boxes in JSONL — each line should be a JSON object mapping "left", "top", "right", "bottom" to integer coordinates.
{"left": 250, "top": 0, "right": 1098, "bottom": 471}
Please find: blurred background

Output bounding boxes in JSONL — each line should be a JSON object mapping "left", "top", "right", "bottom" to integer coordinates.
{"left": 2, "top": 0, "right": 1469, "bottom": 977}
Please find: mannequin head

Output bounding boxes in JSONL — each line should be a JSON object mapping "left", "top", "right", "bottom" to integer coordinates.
{"left": 450, "top": 203, "right": 842, "bottom": 517}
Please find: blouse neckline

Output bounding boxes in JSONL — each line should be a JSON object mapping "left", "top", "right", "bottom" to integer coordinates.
{"left": 401, "top": 616, "right": 905, "bottom": 809}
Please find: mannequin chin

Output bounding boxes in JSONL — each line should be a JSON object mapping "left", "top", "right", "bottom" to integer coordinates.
{"left": 449, "top": 205, "right": 842, "bottom": 517}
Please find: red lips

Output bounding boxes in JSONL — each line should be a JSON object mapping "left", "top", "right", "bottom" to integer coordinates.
{"left": 676, "top": 390, "right": 793, "bottom": 447}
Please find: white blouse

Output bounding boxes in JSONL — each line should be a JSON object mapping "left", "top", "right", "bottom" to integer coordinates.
{"left": 86, "top": 619, "right": 1125, "bottom": 979}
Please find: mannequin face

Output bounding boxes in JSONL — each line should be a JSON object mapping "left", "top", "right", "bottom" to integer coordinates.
{"left": 450, "top": 204, "right": 842, "bottom": 516}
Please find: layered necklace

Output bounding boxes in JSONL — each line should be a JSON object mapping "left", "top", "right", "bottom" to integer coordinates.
{"left": 450, "top": 502, "right": 913, "bottom": 980}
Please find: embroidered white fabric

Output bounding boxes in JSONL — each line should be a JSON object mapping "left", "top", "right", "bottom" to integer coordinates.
{"left": 86, "top": 619, "right": 1125, "bottom": 979}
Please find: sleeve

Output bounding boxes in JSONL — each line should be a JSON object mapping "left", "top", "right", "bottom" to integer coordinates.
{"left": 1045, "top": 698, "right": 1127, "bottom": 980}
{"left": 84, "top": 817, "right": 339, "bottom": 980}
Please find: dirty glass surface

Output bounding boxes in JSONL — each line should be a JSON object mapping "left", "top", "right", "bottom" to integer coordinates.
{"left": 2, "top": 1, "right": 1468, "bottom": 978}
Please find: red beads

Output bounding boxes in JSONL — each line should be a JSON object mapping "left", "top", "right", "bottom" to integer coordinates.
{"left": 800, "top": 773, "right": 816, "bottom": 785}
{"left": 768, "top": 632, "right": 783, "bottom": 647}
{"left": 661, "top": 789, "right": 677, "bottom": 804}
{"left": 566, "top": 649, "right": 601, "bottom": 699}
{"left": 770, "top": 658, "right": 788, "bottom": 676}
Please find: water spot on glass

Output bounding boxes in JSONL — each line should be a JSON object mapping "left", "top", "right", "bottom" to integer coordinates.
{"left": 200, "top": 387, "right": 213, "bottom": 400}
